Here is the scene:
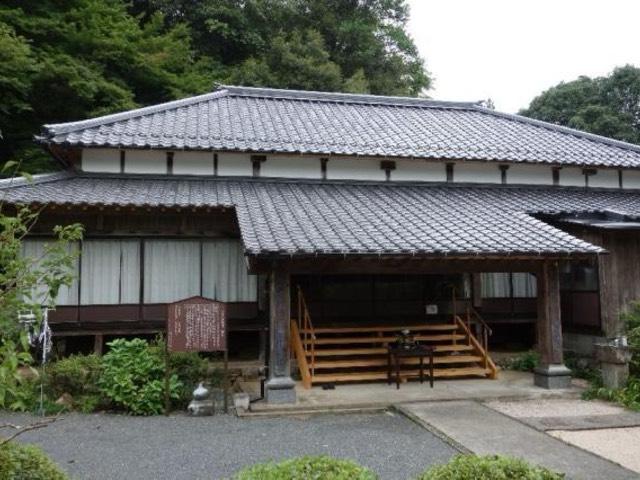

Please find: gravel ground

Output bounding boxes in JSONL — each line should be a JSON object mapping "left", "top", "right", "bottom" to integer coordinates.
{"left": 549, "top": 427, "right": 640, "bottom": 473}
{"left": 486, "top": 398, "right": 626, "bottom": 418}
{"left": 0, "top": 411, "right": 456, "bottom": 480}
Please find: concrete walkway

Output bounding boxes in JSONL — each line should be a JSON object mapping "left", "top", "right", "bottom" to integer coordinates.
{"left": 248, "top": 371, "right": 581, "bottom": 414}
{"left": 399, "top": 401, "right": 638, "bottom": 480}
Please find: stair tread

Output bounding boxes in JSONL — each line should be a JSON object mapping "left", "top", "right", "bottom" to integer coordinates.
{"left": 308, "top": 344, "right": 474, "bottom": 356}
{"left": 312, "top": 367, "right": 491, "bottom": 383}
{"left": 304, "top": 334, "right": 465, "bottom": 345}
{"left": 312, "top": 355, "right": 483, "bottom": 369}
{"left": 302, "top": 324, "right": 458, "bottom": 334}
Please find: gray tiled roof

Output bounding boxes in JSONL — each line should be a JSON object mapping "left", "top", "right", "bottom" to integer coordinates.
{"left": 38, "top": 86, "right": 640, "bottom": 169}
{"left": 6, "top": 172, "right": 640, "bottom": 256}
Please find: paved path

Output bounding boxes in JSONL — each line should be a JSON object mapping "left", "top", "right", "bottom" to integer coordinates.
{"left": 0, "top": 411, "right": 455, "bottom": 480}
{"left": 399, "top": 401, "right": 638, "bottom": 480}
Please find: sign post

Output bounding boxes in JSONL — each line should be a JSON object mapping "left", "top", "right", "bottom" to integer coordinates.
{"left": 166, "top": 297, "right": 228, "bottom": 414}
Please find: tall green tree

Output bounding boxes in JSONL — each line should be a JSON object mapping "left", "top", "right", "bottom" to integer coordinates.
{"left": 0, "top": 0, "right": 212, "bottom": 172}
{"left": 1, "top": 0, "right": 430, "bottom": 173}
{"left": 130, "top": 0, "right": 430, "bottom": 95}
{"left": 521, "top": 65, "right": 640, "bottom": 144}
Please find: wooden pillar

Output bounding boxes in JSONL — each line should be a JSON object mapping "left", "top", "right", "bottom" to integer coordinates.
{"left": 93, "top": 334, "right": 104, "bottom": 356}
{"left": 265, "top": 268, "right": 296, "bottom": 403}
{"left": 534, "top": 260, "right": 571, "bottom": 388}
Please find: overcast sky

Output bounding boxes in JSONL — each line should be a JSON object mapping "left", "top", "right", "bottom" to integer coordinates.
{"left": 407, "top": 0, "right": 640, "bottom": 113}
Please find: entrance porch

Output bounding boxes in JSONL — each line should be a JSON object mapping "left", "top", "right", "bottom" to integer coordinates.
{"left": 256, "top": 257, "right": 575, "bottom": 404}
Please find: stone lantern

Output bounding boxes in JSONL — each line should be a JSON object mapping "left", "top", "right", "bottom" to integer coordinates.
{"left": 595, "top": 337, "right": 633, "bottom": 389}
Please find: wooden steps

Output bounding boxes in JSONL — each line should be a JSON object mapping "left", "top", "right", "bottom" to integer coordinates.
{"left": 302, "top": 323, "right": 458, "bottom": 334}
{"left": 307, "top": 344, "right": 474, "bottom": 357}
{"left": 312, "top": 367, "right": 492, "bottom": 384}
{"left": 312, "top": 355, "right": 483, "bottom": 369}
{"left": 304, "top": 333, "right": 466, "bottom": 345}
{"left": 290, "top": 293, "right": 497, "bottom": 388}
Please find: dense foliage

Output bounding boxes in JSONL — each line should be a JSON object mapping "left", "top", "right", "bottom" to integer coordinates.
{"left": 45, "top": 353, "right": 104, "bottom": 412}
{"left": 417, "top": 454, "right": 564, "bottom": 480}
{"left": 0, "top": 0, "right": 429, "bottom": 173}
{"left": 584, "top": 302, "right": 640, "bottom": 410}
{"left": 98, "top": 338, "right": 182, "bottom": 415}
{"left": 0, "top": 440, "right": 69, "bottom": 480}
{"left": 232, "top": 455, "right": 378, "bottom": 480}
{"left": 0, "top": 169, "right": 83, "bottom": 410}
{"left": 521, "top": 65, "right": 640, "bottom": 145}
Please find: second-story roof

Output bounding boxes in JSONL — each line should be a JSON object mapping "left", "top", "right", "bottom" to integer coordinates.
{"left": 38, "top": 85, "right": 640, "bottom": 169}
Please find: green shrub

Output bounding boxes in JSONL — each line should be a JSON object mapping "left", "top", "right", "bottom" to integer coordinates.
{"left": 169, "top": 351, "right": 212, "bottom": 408}
{"left": 46, "top": 353, "right": 102, "bottom": 399}
{"left": 98, "top": 338, "right": 182, "bottom": 415}
{"left": 496, "top": 351, "right": 539, "bottom": 372}
{"left": 583, "top": 377, "right": 640, "bottom": 411}
{"left": 231, "top": 455, "right": 378, "bottom": 480}
{"left": 0, "top": 440, "right": 69, "bottom": 480}
{"left": 417, "top": 455, "right": 564, "bottom": 480}
{"left": 621, "top": 302, "right": 640, "bottom": 377}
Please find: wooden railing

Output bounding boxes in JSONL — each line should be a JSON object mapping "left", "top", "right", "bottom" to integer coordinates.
{"left": 292, "top": 285, "right": 316, "bottom": 385}
{"left": 455, "top": 313, "right": 497, "bottom": 379}
{"left": 466, "top": 305, "right": 492, "bottom": 355}
{"left": 290, "top": 320, "right": 312, "bottom": 388}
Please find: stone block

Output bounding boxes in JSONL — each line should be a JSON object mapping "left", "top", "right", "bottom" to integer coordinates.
{"left": 534, "top": 364, "right": 572, "bottom": 389}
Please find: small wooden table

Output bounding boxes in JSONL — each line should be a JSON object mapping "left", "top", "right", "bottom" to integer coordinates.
{"left": 387, "top": 345, "right": 435, "bottom": 389}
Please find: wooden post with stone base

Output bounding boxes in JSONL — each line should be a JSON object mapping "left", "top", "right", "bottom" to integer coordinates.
{"left": 265, "top": 268, "right": 297, "bottom": 403}
{"left": 534, "top": 260, "right": 572, "bottom": 389}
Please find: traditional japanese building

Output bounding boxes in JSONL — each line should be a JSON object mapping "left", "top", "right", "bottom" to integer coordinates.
{"left": 4, "top": 85, "right": 640, "bottom": 403}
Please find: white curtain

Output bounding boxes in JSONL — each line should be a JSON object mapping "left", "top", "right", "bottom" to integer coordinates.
{"left": 481, "top": 272, "right": 511, "bottom": 298}
{"left": 80, "top": 240, "right": 141, "bottom": 304}
{"left": 512, "top": 272, "right": 537, "bottom": 298}
{"left": 202, "top": 239, "right": 257, "bottom": 302}
{"left": 144, "top": 240, "right": 201, "bottom": 303}
{"left": 81, "top": 240, "right": 120, "bottom": 304}
{"left": 120, "top": 241, "right": 141, "bottom": 303}
{"left": 21, "top": 239, "right": 79, "bottom": 305}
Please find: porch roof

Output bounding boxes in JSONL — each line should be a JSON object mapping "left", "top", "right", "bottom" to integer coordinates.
{"left": 5, "top": 172, "right": 640, "bottom": 257}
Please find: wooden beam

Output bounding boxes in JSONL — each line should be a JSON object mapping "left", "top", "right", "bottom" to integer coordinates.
{"left": 249, "top": 256, "right": 551, "bottom": 275}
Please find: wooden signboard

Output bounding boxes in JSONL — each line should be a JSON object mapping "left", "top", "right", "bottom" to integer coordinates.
{"left": 165, "top": 296, "right": 229, "bottom": 414}
{"left": 167, "top": 296, "right": 227, "bottom": 353}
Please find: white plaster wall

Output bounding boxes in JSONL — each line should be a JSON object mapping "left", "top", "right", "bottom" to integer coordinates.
{"left": 392, "top": 159, "right": 447, "bottom": 182}
{"left": 560, "top": 167, "right": 585, "bottom": 187}
{"left": 217, "top": 153, "right": 252, "bottom": 176}
{"left": 173, "top": 151, "right": 214, "bottom": 175}
{"left": 588, "top": 169, "right": 619, "bottom": 188}
{"left": 454, "top": 162, "right": 501, "bottom": 184}
{"left": 327, "top": 157, "right": 386, "bottom": 181}
{"left": 508, "top": 165, "right": 553, "bottom": 185}
{"left": 261, "top": 156, "right": 321, "bottom": 179}
{"left": 125, "top": 150, "right": 167, "bottom": 174}
{"left": 623, "top": 170, "right": 640, "bottom": 189}
{"left": 81, "top": 148, "right": 120, "bottom": 173}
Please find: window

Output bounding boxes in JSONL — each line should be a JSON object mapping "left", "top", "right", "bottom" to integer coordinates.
{"left": 144, "top": 240, "right": 201, "bottom": 303}
{"left": 481, "top": 272, "right": 537, "bottom": 298}
{"left": 80, "top": 240, "right": 140, "bottom": 304}
{"left": 22, "top": 239, "right": 80, "bottom": 305}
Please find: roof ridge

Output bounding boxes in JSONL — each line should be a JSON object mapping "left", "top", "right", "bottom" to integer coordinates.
{"left": 40, "top": 89, "right": 231, "bottom": 138}
{"left": 474, "top": 106, "right": 640, "bottom": 155}
{"left": 0, "top": 170, "right": 75, "bottom": 190}
{"left": 220, "top": 84, "right": 480, "bottom": 109}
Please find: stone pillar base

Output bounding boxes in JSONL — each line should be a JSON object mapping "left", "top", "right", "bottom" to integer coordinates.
{"left": 265, "top": 377, "right": 297, "bottom": 404}
{"left": 534, "top": 364, "right": 572, "bottom": 389}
